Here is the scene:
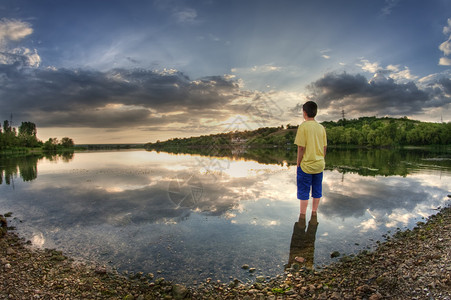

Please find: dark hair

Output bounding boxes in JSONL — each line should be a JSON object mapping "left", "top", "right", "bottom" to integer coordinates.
{"left": 303, "top": 101, "right": 317, "bottom": 118}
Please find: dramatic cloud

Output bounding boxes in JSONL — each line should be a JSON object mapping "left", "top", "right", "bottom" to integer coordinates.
{"left": 439, "top": 57, "right": 451, "bottom": 66}
{"left": 0, "top": 64, "right": 250, "bottom": 128}
{"left": 0, "top": 18, "right": 33, "bottom": 43}
{"left": 305, "top": 72, "right": 450, "bottom": 117}
{"left": 439, "top": 18, "right": 451, "bottom": 66}
{"left": 0, "top": 18, "right": 40, "bottom": 67}
{"left": 440, "top": 77, "right": 451, "bottom": 95}
{"left": 358, "top": 59, "right": 418, "bottom": 82}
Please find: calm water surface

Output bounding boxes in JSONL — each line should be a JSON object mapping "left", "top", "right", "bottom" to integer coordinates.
{"left": 0, "top": 149, "right": 450, "bottom": 285}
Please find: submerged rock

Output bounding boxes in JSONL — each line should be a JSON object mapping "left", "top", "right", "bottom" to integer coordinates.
{"left": 0, "top": 215, "right": 7, "bottom": 238}
{"left": 0, "top": 215, "right": 7, "bottom": 227}
{"left": 330, "top": 251, "right": 340, "bottom": 258}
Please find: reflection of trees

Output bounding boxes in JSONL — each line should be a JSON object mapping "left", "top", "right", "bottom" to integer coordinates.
{"left": 148, "top": 147, "right": 451, "bottom": 177}
{"left": 0, "top": 155, "right": 40, "bottom": 184}
{"left": 43, "top": 150, "right": 74, "bottom": 162}
{"left": 149, "top": 146, "right": 296, "bottom": 167}
{"left": 325, "top": 148, "right": 409, "bottom": 176}
{"left": 325, "top": 148, "right": 451, "bottom": 177}
{"left": 0, "top": 151, "right": 74, "bottom": 185}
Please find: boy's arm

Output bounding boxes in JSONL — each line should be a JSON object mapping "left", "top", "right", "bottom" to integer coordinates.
{"left": 297, "top": 146, "right": 305, "bottom": 167}
{"left": 323, "top": 146, "right": 327, "bottom": 157}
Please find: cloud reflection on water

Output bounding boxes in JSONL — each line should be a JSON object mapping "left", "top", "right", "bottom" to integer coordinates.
{"left": 0, "top": 150, "right": 450, "bottom": 284}
{"left": 1, "top": 150, "right": 449, "bottom": 231}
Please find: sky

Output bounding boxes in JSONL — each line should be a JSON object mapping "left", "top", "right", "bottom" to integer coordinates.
{"left": 0, "top": 0, "right": 450, "bottom": 144}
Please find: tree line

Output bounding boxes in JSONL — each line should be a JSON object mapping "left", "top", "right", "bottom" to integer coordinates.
{"left": 145, "top": 116, "right": 451, "bottom": 150}
{"left": 322, "top": 117, "right": 451, "bottom": 147}
{"left": 0, "top": 120, "right": 74, "bottom": 151}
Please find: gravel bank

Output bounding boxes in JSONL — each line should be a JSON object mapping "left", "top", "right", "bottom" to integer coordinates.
{"left": 1, "top": 205, "right": 450, "bottom": 299}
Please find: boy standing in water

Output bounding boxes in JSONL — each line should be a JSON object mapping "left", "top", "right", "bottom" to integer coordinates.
{"left": 294, "top": 101, "right": 327, "bottom": 216}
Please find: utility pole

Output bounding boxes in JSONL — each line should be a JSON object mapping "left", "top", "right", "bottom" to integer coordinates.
{"left": 341, "top": 109, "right": 345, "bottom": 120}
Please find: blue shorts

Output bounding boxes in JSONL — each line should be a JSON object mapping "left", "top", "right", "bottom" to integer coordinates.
{"left": 297, "top": 167, "right": 323, "bottom": 200}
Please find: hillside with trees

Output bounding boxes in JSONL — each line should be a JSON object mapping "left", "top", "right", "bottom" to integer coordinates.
{"left": 145, "top": 117, "right": 451, "bottom": 151}
{"left": 322, "top": 117, "right": 450, "bottom": 147}
{"left": 0, "top": 120, "right": 74, "bottom": 152}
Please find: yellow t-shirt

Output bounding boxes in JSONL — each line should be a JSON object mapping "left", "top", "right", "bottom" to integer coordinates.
{"left": 294, "top": 120, "right": 327, "bottom": 174}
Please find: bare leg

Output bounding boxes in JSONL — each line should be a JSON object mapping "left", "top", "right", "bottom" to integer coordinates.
{"left": 300, "top": 200, "right": 308, "bottom": 215}
{"left": 312, "top": 197, "right": 320, "bottom": 213}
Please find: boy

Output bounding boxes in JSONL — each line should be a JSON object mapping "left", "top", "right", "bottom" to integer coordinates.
{"left": 294, "top": 101, "right": 327, "bottom": 216}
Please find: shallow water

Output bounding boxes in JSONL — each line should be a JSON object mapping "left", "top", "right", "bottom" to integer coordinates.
{"left": 0, "top": 149, "right": 450, "bottom": 285}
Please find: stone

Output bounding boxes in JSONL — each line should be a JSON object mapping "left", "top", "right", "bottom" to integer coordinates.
{"left": 331, "top": 251, "right": 340, "bottom": 258}
{"left": 248, "top": 288, "right": 259, "bottom": 294}
{"left": 256, "top": 282, "right": 266, "bottom": 291}
{"left": 318, "top": 292, "right": 328, "bottom": 299}
{"left": 172, "top": 284, "right": 188, "bottom": 299}
{"left": 94, "top": 266, "right": 107, "bottom": 275}
{"left": 369, "top": 292, "right": 383, "bottom": 300}
{"left": 356, "top": 285, "right": 371, "bottom": 295}
{"left": 0, "top": 215, "right": 7, "bottom": 228}
{"left": 242, "top": 264, "right": 250, "bottom": 269}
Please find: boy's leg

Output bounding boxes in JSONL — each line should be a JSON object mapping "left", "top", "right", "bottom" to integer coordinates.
{"left": 297, "top": 167, "right": 312, "bottom": 215}
{"left": 311, "top": 172, "right": 323, "bottom": 213}
{"left": 312, "top": 198, "right": 320, "bottom": 213}
{"left": 300, "top": 200, "right": 309, "bottom": 215}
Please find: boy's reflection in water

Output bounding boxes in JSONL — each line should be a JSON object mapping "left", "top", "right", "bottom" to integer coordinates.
{"left": 286, "top": 212, "right": 319, "bottom": 270}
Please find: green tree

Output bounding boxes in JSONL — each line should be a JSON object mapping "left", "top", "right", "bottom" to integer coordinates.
{"left": 1, "top": 120, "right": 17, "bottom": 148}
{"left": 18, "top": 122, "right": 37, "bottom": 136}
{"left": 43, "top": 138, "right": 59, "bottom": 151}
{"left": 3, "top": 120, "right": 11, "bottom": 133}
{"left": 60, "top": 137, "right": 74, "bottom": 148}
{"left": 18, "top": 122, "right": 40, "bottom": 147}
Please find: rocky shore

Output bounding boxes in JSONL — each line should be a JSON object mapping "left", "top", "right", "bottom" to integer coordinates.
{"left": 1, "top": 205, "right": 450, "bottom": 300}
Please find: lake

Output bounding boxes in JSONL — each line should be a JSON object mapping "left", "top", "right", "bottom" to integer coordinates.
{"left": 0, "top": 148, "right": 450, "bottom": 285}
